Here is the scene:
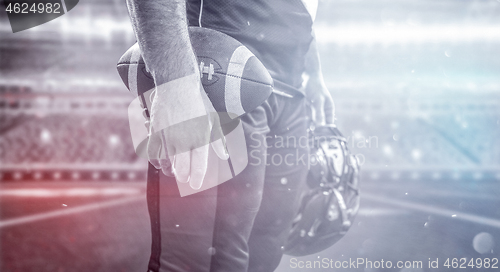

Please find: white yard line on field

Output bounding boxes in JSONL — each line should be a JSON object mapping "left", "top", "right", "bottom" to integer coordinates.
{"left": 0, "top": 195, "right": 144, "bottom": 229}
{"left": 364, "top": 192, "right": 500, "bottom": 229}
{"left": 0, "top": 187, "right": 142, "bottom": 197}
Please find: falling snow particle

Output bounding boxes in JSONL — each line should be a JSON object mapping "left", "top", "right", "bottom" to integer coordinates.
{"left": 473, "top": 232, "right": 495, "bottom": 254}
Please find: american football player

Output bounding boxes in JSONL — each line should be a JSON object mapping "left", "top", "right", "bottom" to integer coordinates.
{"left": 125, "top": 0, "right": 335, "bottom": 271}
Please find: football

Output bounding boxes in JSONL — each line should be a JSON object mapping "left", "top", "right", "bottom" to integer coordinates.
{"left": 116, "top": 26, "right": 274, "bottom": 123}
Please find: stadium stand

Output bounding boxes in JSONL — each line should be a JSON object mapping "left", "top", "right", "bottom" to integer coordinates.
{"left": 1, "top": 0, "right": 499, "bottom": 182}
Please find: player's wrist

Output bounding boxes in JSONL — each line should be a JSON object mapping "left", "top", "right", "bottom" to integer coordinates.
{"left": 151, "top": 52, "right": 199, "bottom": 86}
{"left": 150, "top": 74, "right": 206, "bottom": 131}
{"left": 305, "top": 79, "right": 326, "bottom": 96}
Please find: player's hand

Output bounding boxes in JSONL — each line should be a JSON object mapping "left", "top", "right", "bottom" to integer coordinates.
{"left": 305, "top": 76, "right": 335, "bottom": 125}
{"left": 147, "top": 73, "right": 228, "bottom": 190}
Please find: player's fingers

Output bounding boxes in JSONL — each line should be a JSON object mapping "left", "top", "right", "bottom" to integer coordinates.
{"left": 173, "top": 151, "right": 190, "bottom": 184}
{"left": 210, "top": 122, "right": 229, "bottom": 160}
{"left": 200, "top": 83, "right": 216, "bottom": 112}
{"left": 189, "top": 144, "right": 209, "bottom": 190}
{"left": 159, "top": 158, "right": 174, "bottom": 176}
{"left": 211, "top": 137, "right": 229, "bottom": 160}
{"left": 312, "top": 96, "right": 326, "bottom": 126}
{"left": 147, "top": 132, "right": 162, "bottom": 169}
{"left": 157, "top": 129, "right": 175, "bottom": 176}
{"left": 149, "top": 158, "right": 161, "bottom": 169}
{"left": 199, "top": 81, "right": 228, "bottom": 161}
{"left": 324, "top": 95, "right": 336, "bottom": 125}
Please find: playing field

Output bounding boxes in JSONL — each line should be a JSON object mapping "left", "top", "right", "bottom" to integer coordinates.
{"left": 1, "top": 174, "right": 498, "bottom": 272}
{"left": 2, "top": 0, "right": 500, "bottom": 271}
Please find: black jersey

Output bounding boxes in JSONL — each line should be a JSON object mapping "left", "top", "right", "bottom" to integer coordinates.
{"left": 186, "top": 0, "right": 314, "bottom": 94}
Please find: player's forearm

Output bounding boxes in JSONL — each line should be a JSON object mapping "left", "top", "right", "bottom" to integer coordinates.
{"left": 126, "top": 0, "right": 197, "bottom": 84}
{"left": 304, "top": 35, "right": 326, "bottom": 87}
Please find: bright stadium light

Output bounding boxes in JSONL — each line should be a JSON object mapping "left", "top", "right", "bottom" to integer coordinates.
{"left": 315, "top": 24, "right": 500, "bottom": 45}
{"left": 109, "top": 135, "right": 120, "bottom": 147}
{"left": 40, "top": 129, "right": 51, "bottom": 143}
{"left": 127, "top": 172, "right": 136, "bottom": 180}
{"left": 383, "top": 145, "right": 392, "bottom": 156}
{"left": 411, "top": 149, "right": 422, "bottom": 161}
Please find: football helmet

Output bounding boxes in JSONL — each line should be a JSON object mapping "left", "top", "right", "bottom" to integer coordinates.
{"left": 284, "top": 124, "right": 360, "bottom": 256}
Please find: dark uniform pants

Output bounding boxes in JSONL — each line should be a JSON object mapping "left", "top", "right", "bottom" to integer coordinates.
{"left": 146, "top": 92, "right": 309, "bottom": 272}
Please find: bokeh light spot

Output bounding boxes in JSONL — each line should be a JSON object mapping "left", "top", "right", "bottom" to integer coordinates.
{"left": 473, "top": 232, "right": 495, "bottom": 254}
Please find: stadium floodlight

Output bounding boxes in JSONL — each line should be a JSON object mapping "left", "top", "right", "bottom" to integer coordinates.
{"left": 315, "top": 24, "right": 500, "bottom": 45}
